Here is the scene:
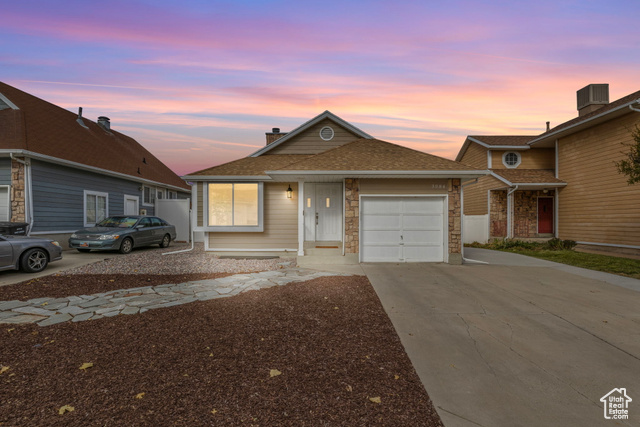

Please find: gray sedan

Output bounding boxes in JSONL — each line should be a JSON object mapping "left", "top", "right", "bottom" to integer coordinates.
{"left": 69, "top": 215, "right": 177, "bottom": 254}
{"left": 0, "top": 235, "right": 63, "bottom": 273}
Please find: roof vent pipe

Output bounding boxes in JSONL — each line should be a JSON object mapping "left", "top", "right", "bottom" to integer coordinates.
{"left": 546, "top": 121, "right": 550, "bottom": 132}
{"left": 76, "top": 107, "right": 88, "bottom": 129}
{"left": 97, "top": 116, "right": 111, "bottom": 131}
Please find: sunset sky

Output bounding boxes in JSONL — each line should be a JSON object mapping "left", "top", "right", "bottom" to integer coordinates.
{"left": 2, "top": 0, "right": 639, "bottom": 176}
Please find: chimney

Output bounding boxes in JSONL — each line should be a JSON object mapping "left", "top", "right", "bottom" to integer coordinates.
{"left": 97, "top": 116, "right": 111, "bottom": 131}
{"left": 266, "top": 127, "right": 287, "bottom": 145}
{"left": 577, "top": 84, "right": 609, "bottom": 117}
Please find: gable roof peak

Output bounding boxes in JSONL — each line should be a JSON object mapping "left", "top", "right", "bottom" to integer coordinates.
{"left": 250, "top": 110, "right": 373, "bottom": 157}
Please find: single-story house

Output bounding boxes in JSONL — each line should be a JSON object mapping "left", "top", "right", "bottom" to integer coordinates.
{"left": 457, "top": 84, "right": 640, "bottom": 252}
{"left": 0, "top": 82, "right": 190, "bottom": 246}
{"left": 183, "top": 111, "right": 485, "bottom": 264}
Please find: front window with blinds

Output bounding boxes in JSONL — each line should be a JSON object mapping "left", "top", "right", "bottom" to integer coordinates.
{"left": 84, "top": 190, "right": 108, "bottom": 227}
{"left": 207, "top": 183, "right": 263, "bottom": 231}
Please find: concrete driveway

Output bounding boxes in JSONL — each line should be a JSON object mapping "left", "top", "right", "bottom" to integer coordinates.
{"left": 362, "top": 249, "right": 640, "bottom": 427}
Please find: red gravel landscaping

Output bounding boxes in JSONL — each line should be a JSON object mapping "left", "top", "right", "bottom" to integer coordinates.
{"left": 0, "top": 273, "right": 235, "bottom": 302}
{"left": 0, "top": 274, "right": 443, "bottom": 426}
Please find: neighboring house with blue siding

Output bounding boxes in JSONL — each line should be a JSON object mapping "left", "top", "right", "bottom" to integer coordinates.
{"left": 0, "top": 82, "right": 190, "bottom": 246}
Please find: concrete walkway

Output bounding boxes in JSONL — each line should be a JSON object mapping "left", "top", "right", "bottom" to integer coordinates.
{"left": 0, "top": 268, "right": 350, "bottom": 327}
{"left": 362, "top": 251, "right": 640, "bottom": 427}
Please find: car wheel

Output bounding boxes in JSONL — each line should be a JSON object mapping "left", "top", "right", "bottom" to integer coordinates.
{"left": 119, "top": 237, "right": 133, "bottom": 254}
{"left": 21, "top": 248, "right": 49, "bottom": 273}
{"left": 77, "top": 249, "right": 91, "bottom": 253}
{"left": 159, "top": 234, "right": 171, "bottom": 248}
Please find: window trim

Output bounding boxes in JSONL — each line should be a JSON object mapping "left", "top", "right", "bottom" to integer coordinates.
{"left": 142, "top": 185, "right": 155, "bottom": 206}
{"left": 502, "top": 151, "right": 521, "bottom": 169}
{"left": 84, "top": 190, "right": 109, "bottom": 227}
{"left": 204, "top": 182, "right": 264, "bottom": 232}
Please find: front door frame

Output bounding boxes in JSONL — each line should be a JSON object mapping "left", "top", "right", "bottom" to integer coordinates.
{"left": 124, "top": 194, "right": 140, "bottom": 216}
{"left": 303, "top": 182, "right": 343, "bottom": 242}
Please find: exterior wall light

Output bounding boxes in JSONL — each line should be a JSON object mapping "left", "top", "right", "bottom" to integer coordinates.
{"left": 287, "top": 185, "right": 293, "bottom": 199}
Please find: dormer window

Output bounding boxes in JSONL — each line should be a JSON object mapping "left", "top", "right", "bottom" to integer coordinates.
{"left": 503, "top": 152, "right": 521, "bottom": 168}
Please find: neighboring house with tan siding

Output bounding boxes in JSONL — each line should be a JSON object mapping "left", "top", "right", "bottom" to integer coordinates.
{"left": 457, "top": 83, "right": 640, "bottom": 252}
{"left": 456, "top": 135, "right": 566, "bottom": 242}
{"left": 183, "top": 111, "right": 486, "bottom": 265}
{"left": 527, "top": 84, "right": 640, "bottom": 251}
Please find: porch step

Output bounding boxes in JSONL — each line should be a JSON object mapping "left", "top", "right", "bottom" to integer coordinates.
{"left": 304, "top": 247, "right": 342, "bottom": 256}
{"left": 297, "top": 254, "right": 359, "bottom": 267}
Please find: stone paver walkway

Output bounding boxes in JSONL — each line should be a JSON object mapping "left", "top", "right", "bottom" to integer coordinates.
{"left": 0, "top": 269, "right": 350, "bottom": 327}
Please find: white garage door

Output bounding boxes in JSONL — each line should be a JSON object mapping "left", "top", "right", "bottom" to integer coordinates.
{"left": 361, "top": 196, "right": 445, "bottom": 262}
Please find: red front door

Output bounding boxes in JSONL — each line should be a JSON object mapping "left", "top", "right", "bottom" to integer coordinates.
{"left": 538, "top": 198, "right": 553, "bottom": 234}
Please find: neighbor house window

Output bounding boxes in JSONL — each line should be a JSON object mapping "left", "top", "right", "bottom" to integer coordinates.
{"left": 167, "top": 190, "right": 177, "bottom": 199}
{"left": 503, "top": 152, "right": 521, "bottom": 168}
{"left": 207, "top": 183, "right": 263, "bottom": 231}
{"left": 84, "top": 190, "right": 108, "bottom": 227}
{"left": 143, "top": 186, "right": 155, "bottom": 206}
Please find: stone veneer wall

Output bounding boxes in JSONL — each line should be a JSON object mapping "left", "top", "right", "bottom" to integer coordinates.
{"left": 11, "top": 159, "right": 25, "bottom": 222}
{"left": 513, "top": 190, "right": 555, "bottom": 238}
{"left": 490, "top": 190, "right": 507, "bottom": 238}
{"left": 344, "top": 178, "right": 359, "bottom": 254}
{"left": 448, "top": 179, "right": 461, "bottom": 259}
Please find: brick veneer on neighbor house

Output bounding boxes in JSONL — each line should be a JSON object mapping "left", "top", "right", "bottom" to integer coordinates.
{"left": 11, "top": 158, "right": 25, "bottom": 222}
{"left": 490, "top": 189, "right": 555, "bottom": 238}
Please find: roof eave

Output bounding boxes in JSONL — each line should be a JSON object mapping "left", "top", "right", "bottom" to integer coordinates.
{"left": 264, "top": 170, "right": 488, "bottom": 181}
{"left": 0, "top": 149, "right": 190, "bottom": 192}
{"left": 529, "top": 99, "right": 640, "bottom": 146}
{"left": 181, "top": 175, "right": 272, "bottom": 182}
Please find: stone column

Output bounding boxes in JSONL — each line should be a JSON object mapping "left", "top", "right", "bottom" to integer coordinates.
{"left": 448, "top": 178, "right": 462, "bottom": 264}
{"left": 11, "top": 158, "right": 26, "bottom": 222}
{"left": 344, "top": 178, "right": 360, "bottom": 254}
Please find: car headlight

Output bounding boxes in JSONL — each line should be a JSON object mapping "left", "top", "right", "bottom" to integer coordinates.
{"left": 51, "top": 241, "right": 61, "bottom": 247}
{"left": 70, "top": 233, "right": 79, "bottom": 239}
{"left": 97, "top": 234, "right": 119, "bottom": 240}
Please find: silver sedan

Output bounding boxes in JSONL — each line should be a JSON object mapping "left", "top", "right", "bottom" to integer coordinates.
{"left": 0, "top": 235, "right": 63, "bottom": 273}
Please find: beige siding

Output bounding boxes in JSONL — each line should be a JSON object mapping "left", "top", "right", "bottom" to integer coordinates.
{"left": 491, "top": 148, "right": 554, "bottom": 169}
{"left": 459, "top": 142, "right": 488, "bottom": 168}
{"left": 266, "top": 119, "right": 361, "bottom": 155}
{"left": 208, "top": 182, "right": 298, "bottom": 250}
{"left": 196, "top": 182, "right": 204, "bottom": 227}
{"left": 463, "top": 175, "right": 506, "bottom": 215}
{"left": 557, "top": 113, "right": 640, "bottom": 246}
{"left": 359, "top": 179, "right": 448, "bottom": 195}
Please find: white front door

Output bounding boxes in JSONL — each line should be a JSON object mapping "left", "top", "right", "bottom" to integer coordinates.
{"left": 124, "top": 195, "right": 139, "bottom": 215}
{"left": 303, "top": 183, "right": 342, "bottom": 241}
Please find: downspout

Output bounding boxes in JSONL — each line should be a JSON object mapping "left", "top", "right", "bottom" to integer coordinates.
{"left": 10, "top": 153, "right": 33, "bottom": 234}
{"left": 629, "top": 103, "right": 640, "bottom": 113}
{"left": 507, "top": 185, "right": 519, "bottom": 239}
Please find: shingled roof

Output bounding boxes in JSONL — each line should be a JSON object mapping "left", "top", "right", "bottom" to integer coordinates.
{"left": 187, "top": 155, "right": 312, "bottom": 177}
{"left": 467, "top": 136, "right": 536, "bottom": 147}
{"left": 0, "top": 82, "right": 189, "bottom": 190}
{"left": 272, "top": 139, "right": 481, "bottom": 172}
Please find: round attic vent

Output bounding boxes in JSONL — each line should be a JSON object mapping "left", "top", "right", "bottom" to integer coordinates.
{"left": 319, "top": 126, "right": 335, "bottom": 141}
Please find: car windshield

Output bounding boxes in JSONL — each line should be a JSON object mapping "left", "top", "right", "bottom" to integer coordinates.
{"left": 96, "top": 217, "right": 139, "bottom": 228}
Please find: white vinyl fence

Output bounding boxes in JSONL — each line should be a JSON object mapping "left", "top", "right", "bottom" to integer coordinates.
{"left": 156, "top": 199, "right": 191, "bottom": 242}
{"left": 463, "top": 214, "right": 489, "bottom": 244}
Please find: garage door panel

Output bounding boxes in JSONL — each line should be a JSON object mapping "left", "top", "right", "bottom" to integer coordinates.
{"left": 402, "top": 214, "right": 442, "bottom": 229}
{"left": 402, "top": 230, "right": 442, "bottom": 245}
{"left": 361, "top": 245, "right": 402, "bottom": 262}
{"left": 363, "top": 215, "right": 401, "bottom": 230}
{"left": 361, "top": 196, "right": 445, "bottom": 263}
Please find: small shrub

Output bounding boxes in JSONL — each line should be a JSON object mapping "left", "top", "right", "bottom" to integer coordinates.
{"left": 545, "top": 238, "right": 577, "bottom": 251}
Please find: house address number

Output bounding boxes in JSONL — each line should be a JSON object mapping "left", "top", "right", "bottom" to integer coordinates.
{"left": 431, "top": 184, "right": 446, "bottom": 189}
